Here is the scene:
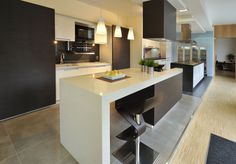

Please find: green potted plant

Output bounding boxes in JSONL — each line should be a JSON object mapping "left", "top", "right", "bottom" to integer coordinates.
{"left": 227, "top": 54, "right": 235, "bottom": 62}
{"left": 139, "top": 59, "right": 146, "bottom": 72}
{"left": 145, "top": 60, "right": 155, "bottom": 74}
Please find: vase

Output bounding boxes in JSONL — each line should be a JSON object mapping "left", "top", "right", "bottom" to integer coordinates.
{"left": 147, "top": 67, "right": 154, "bottom": 74}
{"left": 144, "top": 65, "right": 147, "bottom": 72}
{"left": 141, "top": 65, "right": 145, "bottom": 72}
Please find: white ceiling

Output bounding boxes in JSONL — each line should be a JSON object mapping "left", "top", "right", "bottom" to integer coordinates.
{"left": 77, "top": 0, "right": 143, "bottom": 16}
{"left": 202, "top": 0, "right": 236, "bottom": 25}
{"left": 77, "top": 0, "right": 214, "bottom": 33}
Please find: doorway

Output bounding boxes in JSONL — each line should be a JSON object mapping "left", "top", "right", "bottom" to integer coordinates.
{"left": 215, "top": 38, "right": 236, "bottom": 78}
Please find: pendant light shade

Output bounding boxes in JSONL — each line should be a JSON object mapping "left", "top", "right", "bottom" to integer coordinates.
{"left": 96, "top": 19, "right": 107, "bottom": 35}
{"left": 95, "top": 32, "right": 107, "bottom": 44}
{"left": 114, "top": 26, "right": 122, "bottom": 38}
{"left": 127, "top": 27, "right": 134, "bottom": 40}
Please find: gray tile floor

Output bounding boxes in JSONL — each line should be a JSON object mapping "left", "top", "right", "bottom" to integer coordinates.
{"left": 110, "top": 94, "right": 201, "bottom": 164}
{"left": 0, "top": 106, "right": 78, "bottom": 164}
{"left": 183, "top": 77, "right": 212, "bottom": 98}
{"left": 0, "top": 82, "right": 208, "bottom": 164}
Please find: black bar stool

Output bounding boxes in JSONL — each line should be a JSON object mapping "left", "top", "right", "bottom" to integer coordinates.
{"left": 113, "top": 96, "right": 160, "bottom": 164}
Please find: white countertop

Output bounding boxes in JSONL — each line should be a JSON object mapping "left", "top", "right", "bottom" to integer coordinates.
{"left": 56, "top": 62, "right": 111, "bottom": 70}
{"left": 61, "top": 68, "right": 183, "bottom": 101}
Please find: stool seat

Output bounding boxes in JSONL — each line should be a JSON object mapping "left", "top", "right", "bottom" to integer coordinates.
{"left": 113, "top": 95, "right": 160, "bottom": 164}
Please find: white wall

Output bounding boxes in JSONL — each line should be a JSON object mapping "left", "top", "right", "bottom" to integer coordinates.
{"left": 216, "top": 38, "right": 236, "bottom": 62}
{"left": 129, "top": 15, "right": 143, "bottom": 68}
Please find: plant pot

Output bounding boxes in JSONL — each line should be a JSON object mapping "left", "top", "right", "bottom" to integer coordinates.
{"left": 144, "top": 65, "right": 148, "bottom": 72}
{"left": 147, "top": 67, "right": 154, "bottom": 74}
{"left": 141, "top": 65, "right": 145, "bottom": 72}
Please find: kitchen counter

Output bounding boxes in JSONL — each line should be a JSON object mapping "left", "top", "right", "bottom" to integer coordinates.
{"left": 171, "top": 61, "right": 205, "bottom": 92}
{"left": 59, "top": 68, "right": 183, "bottom": 164}
{"left": 55, "top": 62, "right": 111, "bottom": 101}
{"left": 171, "top": 61, "right": 204, "bottom": 66}
{"left": 56, "top": 62, "right": 111, "bottom": 70}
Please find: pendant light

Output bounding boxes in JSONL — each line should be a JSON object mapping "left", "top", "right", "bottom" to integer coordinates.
{"left": 96, "top": 9, "right": 107, "bottom": 35}
{"left": 95, "top": 9, "right": 107, "bottom": 44}
{"left": 95, "top": 33, "right": 107, "bottom": 44}
{"left": 127, "top": 27, "right": 134, "bottom": 40}
{"left": 114, "top": 26, "right": 122, "bottom": 38}
{"left": 127, "top": 3, "right": 135, "bottom": 40}
{"left": 114, "top": 14, "right": 122, "bottom": 38}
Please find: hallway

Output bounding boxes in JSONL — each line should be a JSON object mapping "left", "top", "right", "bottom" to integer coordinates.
{"left": 170, "top": 72, "right": 236, "bottom": 163}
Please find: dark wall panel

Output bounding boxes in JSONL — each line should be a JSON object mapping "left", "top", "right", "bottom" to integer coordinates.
{"left": 0, "top": 1, "right": 55, "bottom": 120}
{"left": 153, "top": 73, "right": 182, "bottom": 123}
{"left": 171, "top": 63, "right": 194, "bottom": 92}
{"left": 112, "top": 26, "right": 130, "bottom": 70}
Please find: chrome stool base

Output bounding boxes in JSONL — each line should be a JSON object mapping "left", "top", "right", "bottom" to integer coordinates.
{"left": 112, "top": 139, "right": 159, "bottom": 164}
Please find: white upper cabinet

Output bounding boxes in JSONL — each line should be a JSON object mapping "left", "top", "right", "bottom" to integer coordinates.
{"left": 55, "top": 14, "right": 75, "bottom": 41}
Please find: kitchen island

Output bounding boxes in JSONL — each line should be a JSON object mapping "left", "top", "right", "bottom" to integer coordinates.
{"left": 56, "top": 62, "right": 111, "bottom": 100}
{"left": 60, "top": 68, "right": 183, "bottom": 164}
{"left": 171, "top": 61, "right": 204, "bottom": 92}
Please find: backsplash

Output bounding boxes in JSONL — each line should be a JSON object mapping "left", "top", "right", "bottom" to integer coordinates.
{"left": 55, "top": 41, "right": 99, "bottom": 64}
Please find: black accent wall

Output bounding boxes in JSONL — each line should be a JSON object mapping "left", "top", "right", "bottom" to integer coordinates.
{"left": 112, "top": 26, "right": 130, "bottom": 70}
{"left": 0, "top": 1, "right": 56, "bottom": 120}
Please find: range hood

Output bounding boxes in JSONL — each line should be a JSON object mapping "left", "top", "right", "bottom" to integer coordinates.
{"left": 178, "top": 24, "right": 197, "bottom": 45}
{"left": 143, "top": 0, "right": 176, "bottom": 41}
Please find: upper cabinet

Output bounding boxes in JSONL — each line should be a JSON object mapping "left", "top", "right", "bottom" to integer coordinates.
{"left": 143, "top": 0, "right": 176, "bottom": 41}
{"left": 55, "top": 14, "right": 75, "bottom": 41}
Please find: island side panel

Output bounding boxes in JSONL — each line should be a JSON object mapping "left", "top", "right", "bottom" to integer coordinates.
{"left": 60, "top": 79, "right": 109, "bottom": 164}
{"left": 171, "top": 63, "right": 194, "bottom": 92}
{"left": 143, "top": 73, "right": 183, "bottom": 125}
{"left": 153, "top": 72, "right": 183, "bottom": 124}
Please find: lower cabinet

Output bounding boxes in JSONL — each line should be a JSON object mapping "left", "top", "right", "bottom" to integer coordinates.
{"left": 56, "top": 66, "right": 111, "bottom": 100}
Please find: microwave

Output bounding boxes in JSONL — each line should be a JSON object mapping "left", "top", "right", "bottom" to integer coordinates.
{"left": 75, "top": 25, "right": 94, "bottom": 41}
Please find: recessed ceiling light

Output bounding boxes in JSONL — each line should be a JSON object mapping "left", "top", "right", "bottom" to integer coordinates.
{"left": 179, "top": 9, "right": 188, "bottom": 13}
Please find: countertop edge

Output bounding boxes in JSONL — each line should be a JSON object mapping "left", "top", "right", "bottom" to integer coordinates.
{"left": 171, "top": 62, "right": 204, "bottom": 67}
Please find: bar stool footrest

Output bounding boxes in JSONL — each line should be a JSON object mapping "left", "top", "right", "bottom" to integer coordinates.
{"left": 116, "top": 126, "right": 138, "bottom": 141}
{"left": 112, "top": 141, "right": 159, "bottom": 164}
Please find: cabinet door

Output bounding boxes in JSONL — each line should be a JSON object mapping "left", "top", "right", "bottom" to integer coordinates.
{"left": 55, "top": 14, "right": 75, "bottom": 41}
{"left": 112, "top": 26, "right": 130, "bottom": 70}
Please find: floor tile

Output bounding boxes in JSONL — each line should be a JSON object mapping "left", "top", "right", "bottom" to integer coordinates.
{"left": 0, "top": 136, "right": 17, "bottom": 162}
{"left": 3, "top": 109, "right": 58, "bottom": 153}
{"left": 59, "top": 154, "right": 78, "bottom": 164}
{"left": 0, "top": 155, "right": 20, "bottom": 164}
{"left": 18, "top": 137, "right": 70, "bottom": 164}
{"left": 0, "top": 124, "right": 7, "bottom": 138}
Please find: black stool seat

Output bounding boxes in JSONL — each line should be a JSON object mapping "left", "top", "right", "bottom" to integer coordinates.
{"left": 113, "top": 93, "right": 160, "bottom": 164}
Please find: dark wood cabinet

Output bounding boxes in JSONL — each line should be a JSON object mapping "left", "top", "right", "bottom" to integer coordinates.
{"left": 115, "top": 73, "right": 183, "bottom": 126}
{"left": 0, "top": 1, "right": 55, "bottom": 120}
{"left": 143, "top": 0, "right": 176, "bottom": 41}
{"left": 112, "top": 26, "right": 130, "bottom": 70}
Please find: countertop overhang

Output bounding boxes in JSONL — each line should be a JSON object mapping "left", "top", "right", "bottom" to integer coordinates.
{"left": 61, "top": 68, "right": 183, "bottom": 101}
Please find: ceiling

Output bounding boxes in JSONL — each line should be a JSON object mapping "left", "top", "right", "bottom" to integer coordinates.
{"left": 77, "top": 0, "right": 143, "bottom": 16}
{"left": 202, "top": 0, "right": 236, "bottom": 25}
{"left": 76, "top": 0, "right": 216, "bottom": 33}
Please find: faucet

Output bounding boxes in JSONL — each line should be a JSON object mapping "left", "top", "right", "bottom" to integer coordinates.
{"left": 60, "top": 53, "right": 65, "bottom": 64}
